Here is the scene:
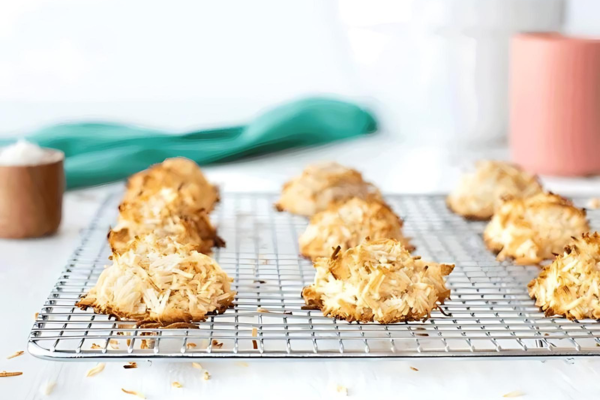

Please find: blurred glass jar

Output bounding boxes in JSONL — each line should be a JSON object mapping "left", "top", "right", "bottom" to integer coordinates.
{"left": 337, "top": 0, "right": 564, "bottom": 146}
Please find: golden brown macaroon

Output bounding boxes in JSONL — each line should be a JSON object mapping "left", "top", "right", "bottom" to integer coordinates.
{"left": 302, "top": 238, "right": 454, "bottom": 323}
{"left": 109, "top": 187, "right": 223, "bottom": 255}
{"left": 77, "top": 234, "right": 235, "bottom": 325}
{"left": 275, "top": 162, "right": 382, "bottom": 217}
{"left": 298, "top": 197, "right": 413, "bottom": 260}
{"left": 125, "top": 157, "right": 219, "bottom": 213}
{"left": 528, "top": 233, "right": 600, "bottom": 320}
{"left": 447, "top": 160, "right": 543, "bottom": 220}
{"left": 484, "top": 192, "right": 589, "bottom": 265}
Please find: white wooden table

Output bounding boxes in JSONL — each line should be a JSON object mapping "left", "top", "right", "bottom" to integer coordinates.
{"left": 2, "top": 136, "right": 600, "bottom": 399}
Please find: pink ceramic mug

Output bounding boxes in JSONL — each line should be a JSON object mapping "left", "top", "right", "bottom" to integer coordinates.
{"left": 510, "top": 33, "right": 600, "bottom": 176}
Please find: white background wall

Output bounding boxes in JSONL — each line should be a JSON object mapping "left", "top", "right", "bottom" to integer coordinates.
{"left": 0, "top": 0, "right": 597, "bottom": 137}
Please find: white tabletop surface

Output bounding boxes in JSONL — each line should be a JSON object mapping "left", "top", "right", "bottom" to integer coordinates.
{"left": 2, "top": 135, "right": 600, "bottom": 400}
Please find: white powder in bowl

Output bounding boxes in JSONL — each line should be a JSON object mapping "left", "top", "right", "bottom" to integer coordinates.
{"left": 0, "top": 139, "right": 63, "bottom": 166}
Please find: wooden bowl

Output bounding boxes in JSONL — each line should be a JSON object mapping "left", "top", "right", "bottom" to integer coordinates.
{"left": 0, "top": 150, "right": 65, "bottom": 239}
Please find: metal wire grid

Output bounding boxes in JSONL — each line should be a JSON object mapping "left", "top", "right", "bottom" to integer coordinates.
{"left": 28, "top": 193, "right": 600, "bottom": 360}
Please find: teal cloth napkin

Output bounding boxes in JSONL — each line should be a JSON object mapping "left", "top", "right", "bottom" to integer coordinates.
{"left": 10, "top": 97, "right": 376, "bottom": 189}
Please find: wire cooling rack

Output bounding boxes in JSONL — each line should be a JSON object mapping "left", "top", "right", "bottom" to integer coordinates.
{"left": 28, "top": 193, "right": 600, "bottom": 361}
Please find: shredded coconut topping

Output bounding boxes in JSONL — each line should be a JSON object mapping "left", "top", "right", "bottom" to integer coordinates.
{"left": 299, "top": 197, "right": 413, "bottom": 259}
{"left": 124, "top": 157, "right": 219, "bottom": 212}
{"left": 77, "top": 235, "right": 235, "bottom": 324}
{"left": 447, "top": 160, "right": 543, "bottom": 220}
{"left": 528, "top": 233, "right": 600, "bottom": 320}
{"left": 302, "top": 238, "right": 454, "bottom": 323}
{"left": 484, "top": 192, "right": 589, "bottom": 264}
{"left": 275, "top": 162, "right": 382, "bottom": 216}
{"left": 109, "top": 186, "right": 223, "bottom": 255}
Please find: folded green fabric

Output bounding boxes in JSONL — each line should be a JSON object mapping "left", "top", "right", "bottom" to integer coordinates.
{"left": 9, "top": 97, "right": 376, "bottom": 189}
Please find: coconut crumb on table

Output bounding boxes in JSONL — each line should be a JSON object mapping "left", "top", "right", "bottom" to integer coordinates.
{"left": 172, "top": 381, "right": 183, "bottom": 388}
{"left": 123, "top": 362, "right": 137, "bottom": 369}
{"left": 211, "top": 339, "right": 223, "bottom": 348}
{"left": 503, "top": 391, "right": 524, "bottom": 398}
{"left": 90, "top": 343, "right": 102, "bottom": 349}
{"left": 192, "top": 362, "right": 203, "bottom": 370}
{"left": 410, "top": 366, "right": 419, "bottom": 371}
{"left": 0, "top": 371, "right": 23, "bottom": 378}
{"left": 34, "top": 312, "right": 39, "bottom": 320}
{"left": 186, "top": 343, "right": 197, "bottom": 349}
{"left": 335, "top": 385, "right": 348, "bottom": 396}
{"left": 86, "top": 362, "right": 105, "bottom": 377}
{"left": 6, "top": 351, "right": 24, "bottom": 360}
{"left": 235, "top": 361, "right": 249, "bottom": 367}
{"left": 203, "top": 371, "right": 211, "bottom": 381}
{"left": 122, "top": 388, "right": 146, "bottom": 398}
{"left": 109, "top": 339, "right": 119, "bottom": 349}
{"left": 40, "top": 380, "right": 56, "bottom": 396}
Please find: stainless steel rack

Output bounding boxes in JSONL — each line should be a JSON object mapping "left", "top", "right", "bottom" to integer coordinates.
{"left": 28, "top": 193, "right": 600, "bottom": 360}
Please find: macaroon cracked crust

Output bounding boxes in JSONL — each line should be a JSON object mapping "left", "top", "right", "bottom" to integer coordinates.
{"left": 484, "top": 192, "right": 589, "bottom": 265}
{"left": 109, "top": 186, "right": 223, "bottom": 255}
{"left": 299, "top": 197, "right": 413, "bottom": 260}
{"left": 302, "top": 238, "right": 454, "bottom": 323}
{"left": 528, "top": 233, "right": 600, "bottom": 320}
{"left": 77, "top": 235, "right": 235, "bottom": 324}
{"left": 447, "top": 160, "right": 543, "bottom": 220}
{"left": 275, "top": 162, "right": 382, "bottom": 216}
{"left": 125, "top": 157, "right": 220, "bottom": 213}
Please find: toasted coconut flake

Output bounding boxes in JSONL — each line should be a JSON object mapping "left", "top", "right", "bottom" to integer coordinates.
{"left": 192, "top": 362, "right": 203, "bottom": 370}
{"left": 252, "top": 327, "right": 258, "bottom": 337}
{"left": 34, "top": 312, "right": 39, "bottom": 320}
{"left": 447, "top": 160, "right": 543, "bottom": 220}
{"left": 503, "top": 391, "right": 524, "bottom": 398}
{"left": 202, "top": 371, "right": 211, "bottom": 381}
{"left": 211, "top": 340, "right": 223, "bottom": 348}
{"left": 109, "top": 340, "right": 119, "bottom": 349}
{"left": 0, "top": 371, "right": 23, "bottom": 378}
{"left": 86, "top": 363, "right": 105, "bottom": 377}
{"left": 335, "top": 385, "right": 348, "bottom": 396}
{"left": 529, "top": 233, "right": 600, "bottom": 320}
{"left": 257, "top": 308, "right": 270, "bottom": 313}
{"left": 186, "top": 343, "right": 197, "bottom": 349}
{"left": 275, "top": 162, "right": 382, "bottom": 217}
{"left": 410, "top": 366, "right": 419, "bottom": 371}
{"left": 123, "top": 362, "right": 137, "bottom": 369}
{"left": 6, "top": 351, "right": 24, "bottom": 360}
{"left": 172, "top": 381, "right": 183, "bottom": 388}
{"left": 40, "top": 380, "right": 56, "bottom": 396}
{"left": 588, "top": 198, "right": 600, "bottom": 209}
{"left": 302, "top": 238, "right": 454, "bottom": 323}
{"left": 484, "top": 193, "right": 589, "bottom": 264}
{"left": 122, "top": 388, "right": 145, "bottom": 399}
{"left": 91, "top": 343, "right": 102, "bottom": 350}
{"left": 76, "top": 234, "right": 235, "bottom": 325}
{"left": 299, "top": 197, "right": 413, "bottom": 259}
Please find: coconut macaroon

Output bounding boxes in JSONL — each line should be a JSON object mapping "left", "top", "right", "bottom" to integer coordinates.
{"left": 109, "top": 186, "right": 223, "bottom": 255}
{"left": 528, "top": 233, "right": 600, "bottom": 320}
{"left": 484, "top": 192, "right": 589, "bottom": 265}
{"left": 299, "top": 198, "right": 413, "bottom": 260}
{"left": 125, "top": 157, "right": 219, "bottom": 213}
{"left": 302, "top": 238, "right": 454, "bottom": 323}
{"left": 447, "top": 160, "right": 543, "bottom": 220}
{"left": 275, "top": 162, "right": 382, "bottom": 217}
{"left": 77, "top": 235, "right": 235, "bottom": 324}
